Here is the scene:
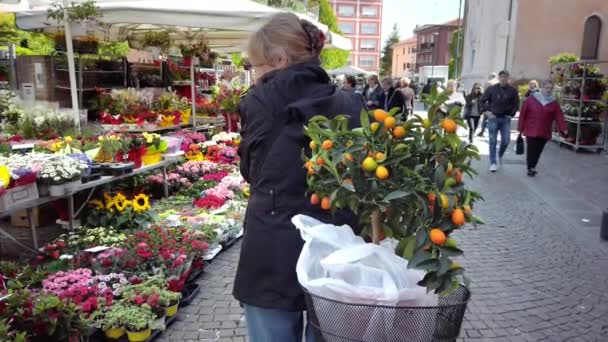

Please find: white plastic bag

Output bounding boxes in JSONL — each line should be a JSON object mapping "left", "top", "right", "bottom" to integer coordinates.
{"left": 293, "top": 215, "right": 438, "bottom": 341}
{"left": 293, "top": 214, "right": 436, "bottom": 306}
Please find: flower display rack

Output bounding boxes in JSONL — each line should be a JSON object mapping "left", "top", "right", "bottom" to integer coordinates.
{"left": 0, "top": 160, "right": 173, "bottom": 250}
{"left": 552, "top": 60, "right": 608, "bottom": 152}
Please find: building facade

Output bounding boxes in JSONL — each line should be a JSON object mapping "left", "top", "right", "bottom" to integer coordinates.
{"left": 391, "top": 37, "right": 417, "bottom": 78}
{"left": 414, "top": 19, "right": 459, "bottom": 73}
{"left": 330, "top": 0, "right": 383, "bottom": 73}
{"left": 460, "top": 0, "right": 608, "bottom": 90}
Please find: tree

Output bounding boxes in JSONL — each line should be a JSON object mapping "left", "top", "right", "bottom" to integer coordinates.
{"left": 448, "top": 28, "right": 463, "bottom": 79}
{"left": 380, "top": 23, "right": 400, "bottom": 76}
{"left": 314, "top": 0, "right": 349, "bottom": 70}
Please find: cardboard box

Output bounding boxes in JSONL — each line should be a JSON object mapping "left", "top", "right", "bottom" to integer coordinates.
{"left": 10, "top": 204, "right": 57, "bottom": 228}
{"left": 0, "top": 183, "right": 39, "bottom": 213}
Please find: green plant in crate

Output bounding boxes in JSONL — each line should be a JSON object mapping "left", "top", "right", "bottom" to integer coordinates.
{"left": 304, "top": 90, "right": 483, "bottom": 294}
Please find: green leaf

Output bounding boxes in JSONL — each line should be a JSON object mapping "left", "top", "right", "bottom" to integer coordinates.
{"left": 360, "top": 109, "right": 370, "bottom": 129}
{"left": 402, "top": 236, "right": 417, "bottom": 260}
{"left": 409, "top": 248, "right": 432, "bottom": 269}
{"left": 438, "top": 246, "right": 464, "bottom": 257}
{"left": 341, "top": 181, "right": 355, "bottom": 192}
{"left": 384, "top": 190, "right": 410, "bottom": 202}
{"left": 438, "top": 256, "right": 452, "bottom": 275}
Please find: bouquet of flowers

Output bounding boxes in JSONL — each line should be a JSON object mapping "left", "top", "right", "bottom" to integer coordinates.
{"left": 90, "top": 248, "right": 127, "bottom": 274}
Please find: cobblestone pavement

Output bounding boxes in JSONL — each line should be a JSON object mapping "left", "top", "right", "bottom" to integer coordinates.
{"left": 159, "top": 124, "right": 608, "bottom": 342}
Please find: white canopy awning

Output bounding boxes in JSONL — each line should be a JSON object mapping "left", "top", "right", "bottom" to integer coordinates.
{"left": 326, "top": 65, "right": 372, "bottom": 76}
{"left": 14, "top": 0, "right": 351, "bottom": 50}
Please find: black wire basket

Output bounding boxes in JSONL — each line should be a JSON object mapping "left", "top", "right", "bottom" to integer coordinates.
{"left": 304, "top": 285, "right": 470, "bottom": 342}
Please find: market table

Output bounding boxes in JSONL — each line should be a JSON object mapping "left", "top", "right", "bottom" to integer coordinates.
{"left": 0, "top": 160, "right": 173, "bottom": 251}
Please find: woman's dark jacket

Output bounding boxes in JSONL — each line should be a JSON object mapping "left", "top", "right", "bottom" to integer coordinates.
{"left": 362, "top": 84, "right": 383, "bottom": 110}
{"left": 379, "top": 87, "right": 406, "bottom": 116}
{"left": 464, "top": 92, "right": 482, "bottom": 118}
{"left": 234, "top": 63, "right": 362, "bottom": 311}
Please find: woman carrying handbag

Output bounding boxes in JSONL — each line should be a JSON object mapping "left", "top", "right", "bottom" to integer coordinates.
{"left": 518, "top": 80, "right": 568, "bottom": 177}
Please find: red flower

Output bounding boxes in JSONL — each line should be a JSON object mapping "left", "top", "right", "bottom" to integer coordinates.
{"left": 137, "top": 249, "right": 153, "bottom": 259}
{"left": 56, "top": 241, "right": 65, "bottom": 248}
{"left": 133, "top": 295, "right": 145, "bottom": 305}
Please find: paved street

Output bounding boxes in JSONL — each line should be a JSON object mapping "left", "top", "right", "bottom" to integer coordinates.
{"left": 159, "top": 123, "right": 608, "bottom": 342}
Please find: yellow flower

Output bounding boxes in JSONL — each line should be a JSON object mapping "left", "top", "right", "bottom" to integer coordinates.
{"left": 103, "top": 193, "right": 113, "bottom": 204}
{"left": 64, "top": 136, "right": 73, "bottom": 143}
{"left": 89, "top": 199, "right": 104, "bottom": 210}
{"left": 113, "top": 193, "right": 130, "bottom": 212}
{"left": 105, "top": 199, "right": 116, "bottom": 212}
{"left": 98, "top": 136, "right": 105, "bottom": 142}
{"left": 132, "top": 194, "right": 151, "bottom": 213}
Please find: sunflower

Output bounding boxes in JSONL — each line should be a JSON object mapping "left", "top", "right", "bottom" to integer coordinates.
{"left": 132, "top": 194, "right": 151, "bottom": 213}
{"left": 105, "top": 199, "right": 116, "bottom": 213}
{"left": 113, "top": 193, "right": 130, "bottom": 213}
{"left": 89, "top": 199, "right": 104, "bottom": 210}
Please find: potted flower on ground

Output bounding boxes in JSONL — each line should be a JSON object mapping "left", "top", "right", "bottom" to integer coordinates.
{"left": 100, "top": 302, "right": 127, "bottom": 339}
{"left": 121, "top": 304, "right": 156, "bottom": 342}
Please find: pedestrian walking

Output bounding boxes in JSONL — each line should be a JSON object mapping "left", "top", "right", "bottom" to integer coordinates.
{"left": 439, "top": 80, "right": 466, "bottom": 117}
{"left": 379, "top": 77, "right": 406, "bottom": 116}
{"left": 518, "top": 80, "right": 568, "bottom": 177}
{"left": 343, "top": 75, "right": 364, "bottom": 105}
{"left": 480, "top": 70, "right": 520, "bottom": 172}
{"left": 478, "top": 72, "right": 499, "bottom": 137}
{"left": 399, "top": 77, "right": 415, "bottom": 116}
{"left": 234, "top": 13, "right": 361, "bottom": 342}
{"left": 464, "top": 83, "right": 483, "bottom": 143}
{"left": 362, "top": 74, "right": 383, "bottom": 110}
{"left": 421, "top": 80, "right": 432, "bottom": 109}
{"left": 523, "top": 80, "right": 539, "bottom": 101}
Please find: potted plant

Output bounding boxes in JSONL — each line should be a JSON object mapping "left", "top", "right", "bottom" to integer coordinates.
{"left": 121, "top": 304, "right": 156, "bottom": 342}
{"left": 47, "top": 0, "right": 102, "bottom": 53}
{"left": 100, "top": 303, "right": 127, "bottom": 339}
{"left": 300, "top": 91, "right": 481, "bottom": 340}
{"left": 141, "top": 31, "right": 172, "bottom": 56}
{"left": 38, "top": 156, "right": 88, "bottom": 196}
{"left": 141, "top": 132, "right": 168, "bottom": 165}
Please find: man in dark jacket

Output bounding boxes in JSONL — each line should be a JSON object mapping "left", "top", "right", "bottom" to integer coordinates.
{"left": 480, "top": 70, "right": 520, "bottom": 172}
{"left": 235, "top": 62, "right": 361, "bottom": 324}
{"left": 379, "top": 77, "right": 406, "bottom": 117}
{"left": 421, "top": 80, "right": 432, "bottom": 109}
{"left": 361, "top": 74, "right": 383, "bottom": 110}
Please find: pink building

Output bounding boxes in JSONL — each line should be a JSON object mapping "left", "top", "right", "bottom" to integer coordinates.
{"left": 330, "top": 0, "right": 384, "bottom": 73}
{"left": 391, "top": 37, "right": 417, "bottom": 78}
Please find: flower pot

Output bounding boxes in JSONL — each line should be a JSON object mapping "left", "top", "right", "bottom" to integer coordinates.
{"left": 126, "top": 328, "right": 152, "bottom": 342}
{"left": 63, "top": 180, "right": 82, "bottom": 193}
{"left": 38, "top": 184, "right": 49, "bottom": 197}
{"left": 165, "top": 303, "right": 179, "bottom": 317}
{"left": 48, "top": 184, "right": 66, "bottom": 197}
{"left": 104, "top": 327, "right": 125, "bottom": 339}
{"left": 142, "top": 152, "right": 163, "bottom": 166}
{"left": 152, "top": 315, "right": 166, "bottom": 330}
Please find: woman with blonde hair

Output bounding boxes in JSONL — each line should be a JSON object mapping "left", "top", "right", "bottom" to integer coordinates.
{"left": 233, "top": 13, "right": 361, "bottom": 342}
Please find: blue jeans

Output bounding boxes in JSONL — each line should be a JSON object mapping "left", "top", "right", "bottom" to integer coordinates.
{"left": 488, "top": 116, "right": 512, "bottom": 164}
{"left": 244, "top": 304, "right": 317, "bottom": 342}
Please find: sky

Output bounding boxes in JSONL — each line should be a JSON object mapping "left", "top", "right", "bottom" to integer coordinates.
{"left": 381, "top": 0, "right": 463, "bottom": 44}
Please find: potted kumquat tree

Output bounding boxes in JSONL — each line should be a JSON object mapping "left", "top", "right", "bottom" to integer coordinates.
{"left": 304, "top": 90, "right": 483, "bottom": 295}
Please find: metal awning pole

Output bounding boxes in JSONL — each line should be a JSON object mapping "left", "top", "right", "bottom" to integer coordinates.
{"left": 63, "top": 0, "right": 81, "bottom": 133}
